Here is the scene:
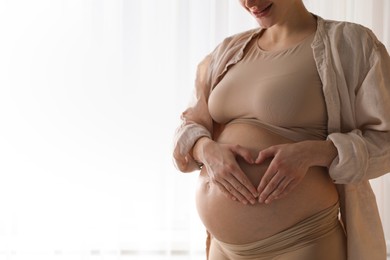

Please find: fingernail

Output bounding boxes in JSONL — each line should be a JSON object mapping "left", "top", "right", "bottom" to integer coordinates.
{"left": 250, "top": 199, "right": 256, "bottom": 205}
{"left": 243, "top": 200, "right": 248, "bottom": 205}
{"left": 258, "top": 195, "right": 265, "bottom": 203}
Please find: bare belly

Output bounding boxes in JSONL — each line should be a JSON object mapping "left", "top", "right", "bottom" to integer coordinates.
{"left": 195, "top": 123, "right": 338, "bottom": 244}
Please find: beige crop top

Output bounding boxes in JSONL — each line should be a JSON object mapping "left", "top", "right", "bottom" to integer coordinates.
{"left": 208, "top": 32, "right": 327, "bottom": 141}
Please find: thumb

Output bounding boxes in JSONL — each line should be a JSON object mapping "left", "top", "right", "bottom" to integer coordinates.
{"left": 231, "top": 144, "right": 254, "bottom": 164}
{"left": 255, "top": 147, "right": 275, "bottom": 164}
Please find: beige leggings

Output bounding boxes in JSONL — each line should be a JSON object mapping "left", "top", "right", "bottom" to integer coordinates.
{"left": 209, "top": 202, "right": 347, "bottom": 260}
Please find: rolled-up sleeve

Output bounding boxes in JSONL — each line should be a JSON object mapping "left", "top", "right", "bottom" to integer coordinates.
{"left": 173, "top": 55, "right": 214, "bottom": 172}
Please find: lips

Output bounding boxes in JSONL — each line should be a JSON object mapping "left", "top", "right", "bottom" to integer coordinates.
{"left": 251, "top": 3, "right": 273, "bottom": 17}
{"left": 259, "top": 3, "right": 272, "bottom": 13}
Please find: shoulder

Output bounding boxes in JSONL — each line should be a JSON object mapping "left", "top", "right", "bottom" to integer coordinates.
{"left": 319, "top": 17, "right": 381, "bottom": 50}
{"left": 211, "top": 28, "right": 259, "bottom": 58}
{"left": 221, "top": 28, "right": 259, "bottom": 46}
{"left": 205, "top": 28, "right": 259, "bottom": 85}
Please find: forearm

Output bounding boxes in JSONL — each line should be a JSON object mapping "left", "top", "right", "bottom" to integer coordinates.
{"left": 304, "top": 139, "right": 338, "bottom": 168}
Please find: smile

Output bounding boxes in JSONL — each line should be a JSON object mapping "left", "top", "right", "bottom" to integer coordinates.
{"left": 251, "top": 3, "right": 273, "bottom": 18}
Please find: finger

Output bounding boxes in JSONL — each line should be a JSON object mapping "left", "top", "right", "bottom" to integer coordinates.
{"left": 225, "top": 174, "right": 257, "bottom": 205}
{"left": 231, "top": 166, "right": 259, "bottom": 198}
{"left": 231, "top": 144, "right": 254, "bottom": 164}
{"left": 214, "top": 181, "right": 240, "bottom": 202}
{"left": 264, "top": 177, "right": 292, "bottom": 204}
{"left": 219, "top": 179, "right": 249, "bottom": 205}
{"left": 258, "top": 172, "right": 284, "bottom": 203}
{"left": 257, "top": 162, "right": 278, "bottom": 195}
{"left": 255, "top": 146, "right": 277, "bottom": 164}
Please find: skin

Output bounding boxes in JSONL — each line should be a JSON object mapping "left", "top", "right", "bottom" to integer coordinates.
{"left": 239, "top": 0, "right": 317, "bottom": 47}
{"left": 193, "top": 0, "right": 338, "bottom": 205}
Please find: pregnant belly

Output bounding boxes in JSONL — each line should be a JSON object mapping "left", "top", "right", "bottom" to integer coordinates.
{"left": 195, "top": 122, "right": 338, "bottom": 244}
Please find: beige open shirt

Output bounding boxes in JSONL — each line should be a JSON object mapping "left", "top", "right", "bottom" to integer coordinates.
{"left": 173, "top": 15, "right": 390, "bottom": 260}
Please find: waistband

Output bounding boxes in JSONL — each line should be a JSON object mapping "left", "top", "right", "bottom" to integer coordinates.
{"left": 214, "top": 202, "right": 341, "bottom": 258}
{"left": 227, "top": 118, "right": 326, "bottom": 142}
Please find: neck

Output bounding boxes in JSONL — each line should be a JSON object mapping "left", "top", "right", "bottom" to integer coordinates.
{"left": 263, "top": 3, "right": 316, "bottom": 43}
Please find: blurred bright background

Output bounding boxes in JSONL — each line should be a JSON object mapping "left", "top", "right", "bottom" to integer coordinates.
{"left": 0, "top": 0, "right": 389, "bottom": 259}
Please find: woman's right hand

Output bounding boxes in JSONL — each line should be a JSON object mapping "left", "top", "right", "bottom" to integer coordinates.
{"left": 193, "top": 137, "right": 258, "bottom": 205}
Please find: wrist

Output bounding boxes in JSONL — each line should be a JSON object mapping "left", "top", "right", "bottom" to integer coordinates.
{"left": 308, "top": 140, "right": 337, "bottom": 168}
{"left": 322, "top": 139, "right": 338, "bottom": 168}
{"left": 192, "top": 136, "right": 214, "bottom": 165}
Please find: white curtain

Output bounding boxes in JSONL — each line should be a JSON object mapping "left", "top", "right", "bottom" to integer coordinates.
{"left": 0, "top": 1, "right": 388, "bottom": 259}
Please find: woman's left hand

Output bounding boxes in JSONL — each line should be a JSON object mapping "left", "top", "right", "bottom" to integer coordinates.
{"left": 255, "top": 140, "right": 338, "bottom": 204}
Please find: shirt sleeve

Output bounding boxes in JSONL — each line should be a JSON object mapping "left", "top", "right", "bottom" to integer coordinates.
{"left": 327, "top": 37, "right": 390, "bottom": 183}
{"left": 172, "top": 54, "right": 214, "bottom": 172}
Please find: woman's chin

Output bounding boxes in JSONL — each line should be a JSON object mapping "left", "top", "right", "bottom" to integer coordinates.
{"left": 256, "top": 18, "right": 274, "bottom": 29}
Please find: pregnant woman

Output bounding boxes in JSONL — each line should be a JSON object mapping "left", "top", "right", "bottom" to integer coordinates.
{"left": 173, "top": 0, "right": 390, "bottom": 259}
